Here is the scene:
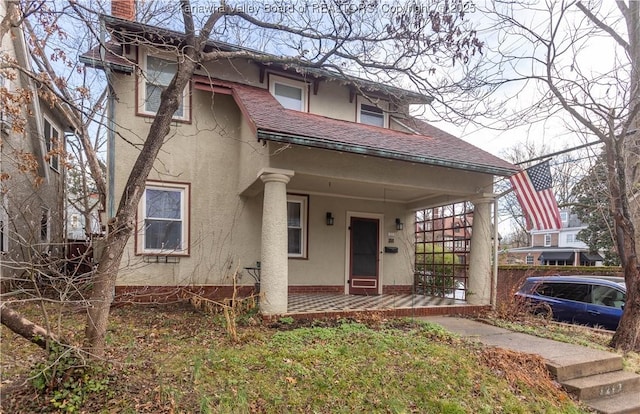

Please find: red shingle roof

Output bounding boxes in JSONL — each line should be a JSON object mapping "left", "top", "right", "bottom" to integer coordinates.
{"left": 195, "top": 77, "right": 517, "bottom": 176}
{"left": 80, "top": 43, "right": 134, "bottom": 73}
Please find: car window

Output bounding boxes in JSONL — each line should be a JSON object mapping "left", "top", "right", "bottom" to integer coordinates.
{"left": 535, "top": 282, "right": 589, "bottom": 302}
{"left": 591, "top": 285, "right": 625, "bottom": 309}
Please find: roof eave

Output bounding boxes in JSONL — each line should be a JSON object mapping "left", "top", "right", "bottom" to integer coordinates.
{"left": 257, "top": 130, "right": 517, "bottom": 176}
{"left": 100, "top": 15, "right": 433, "bottom": 105}
{"left": 79, "top": 54, "right": 134, "bottom": 73}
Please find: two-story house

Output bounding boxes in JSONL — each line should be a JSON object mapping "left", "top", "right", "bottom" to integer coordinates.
{"left": 80, "top": 1, "right": 518, "bottom": 315}
{"left": 501, "top": 209, "right": 604, "bottom": 266}
{"left": 1, "top": 0, "right": 67, "bottom": 280}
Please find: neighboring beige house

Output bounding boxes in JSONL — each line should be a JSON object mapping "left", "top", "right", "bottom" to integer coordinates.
{"left": 1, "top": 0, "right": 67, "bottom": 277}
{"left": 501, "top": 209, "right": 604, "bottom": 267}
{"left": 81, "top": 2, "right": 517, "bottom": 314}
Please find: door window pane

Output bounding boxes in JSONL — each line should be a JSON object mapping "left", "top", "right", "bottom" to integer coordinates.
{"left": 352, "top": 219, "right": 378, "bottom": 276}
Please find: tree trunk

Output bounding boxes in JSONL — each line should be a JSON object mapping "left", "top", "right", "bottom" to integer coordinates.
{"left": 83, "top": 3, "right": 224, "bottom": 357}
{"left": 611, "top": 264, "right": 640, "bottom": 351}
{"left": 1, "top": 304, "right": 56, "bottom": 349}
{"left": 604, "top": 134, "right": 640, "bottom": 351}
{"left": 83, "top": 57, "right": 199, "bottom": 357}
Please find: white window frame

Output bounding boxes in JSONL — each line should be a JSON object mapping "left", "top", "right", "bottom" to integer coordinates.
{"left": 544, "top": 233, "right": 552, "bottom": 247}
{"left": 43, "top": 117, "right": 61, "bottom": 172}
{"left": 357, "top": 96, "right": 388, "bottom": 128}
{"left": 269, "top": 75, "right": 308, "bottom": 112}
{"left": 526, "top": 255, "right": 533, "bottom": 265}
{"left": 137, "top": 181, "right": 190, "bottom": 255}
{"left": 287, "top": 194, "right": 308, "bottom": 258}
{"left": 138, "top": 52, "right": 190, "bottom": 121}
{"left": 566, "top": 233, "right": 575, "bottom": 243}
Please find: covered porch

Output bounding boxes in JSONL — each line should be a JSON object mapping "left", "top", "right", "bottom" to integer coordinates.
{"left": 225, "top": 78, "right": 517, "bottom": 316}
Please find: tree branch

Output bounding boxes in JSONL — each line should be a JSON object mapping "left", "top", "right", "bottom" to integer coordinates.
{"left": 576, "top": 1, "right": 630, "bottom": 52}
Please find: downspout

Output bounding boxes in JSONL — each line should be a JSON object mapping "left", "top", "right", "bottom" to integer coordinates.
{"left": 107, "top": 91, "right": 115, "bottom": 220}
{"left": 492, "top": 199, "right": 499, "bottom": 310}
{"left": 100, "top": 19, "right": 116, "bottom": 221}
{"left": 100, "top": 18, "right": 115, "bottom": 301}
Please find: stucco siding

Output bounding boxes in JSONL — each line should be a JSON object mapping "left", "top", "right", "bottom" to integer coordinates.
{"left": 112, "top": 80, "right": 265, "bottom": 286}
{"left": 309, "top": 80, "right": 354, "bottom": 121}
{"left": 287, "top": 194, "right": 414, "bottom": 287}
{"left": 198, "top": 58, "right": 263, "bottom": 88}
{"left": 237, "top": 116, "right": 269, "bottom": 193}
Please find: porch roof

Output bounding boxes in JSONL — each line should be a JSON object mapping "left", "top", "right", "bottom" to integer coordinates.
{"left": 539, "top": 251, "right": 575, "bottom": 262}
{"left": 194, "top": 77, "right": 518, "bottom": 177}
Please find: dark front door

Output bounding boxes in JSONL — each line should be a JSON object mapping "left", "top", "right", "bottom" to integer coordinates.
{"left": 349, "top": 217, "right": 380, "bottom": 295}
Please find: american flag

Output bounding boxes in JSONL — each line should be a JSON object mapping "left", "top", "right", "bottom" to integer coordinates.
{"left": 509, "top": 161, "right": 562, "bottom": 230}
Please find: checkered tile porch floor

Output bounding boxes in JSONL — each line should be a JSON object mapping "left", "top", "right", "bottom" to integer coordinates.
{"left": 287, "top": 293, "right": 466, "bottom": 314}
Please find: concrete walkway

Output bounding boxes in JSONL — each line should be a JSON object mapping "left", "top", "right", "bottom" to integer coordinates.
{"left": 421, "top": 316, "right": 640, "bottom": 414}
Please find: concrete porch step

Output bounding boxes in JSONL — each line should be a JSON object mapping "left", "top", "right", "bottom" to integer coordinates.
{"left": 561, "top": 370, "right": 640, "bottom": 400}
{"left": 546, "top": 351, "right": 623, "bottom": 382}
{"left": 584, "top": 391, "right": 640, "bottom": 414}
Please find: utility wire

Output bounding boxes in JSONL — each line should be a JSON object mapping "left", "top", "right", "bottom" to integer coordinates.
{"left": 513, "top": 140, "right": 602, "bottom": 166}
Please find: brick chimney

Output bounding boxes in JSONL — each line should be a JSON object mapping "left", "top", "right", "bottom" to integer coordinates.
{"left": 112, "top": 0, "right": 135, "bottom": 20}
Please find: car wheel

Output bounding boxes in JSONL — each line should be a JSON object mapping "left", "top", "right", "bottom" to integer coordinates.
{"left": 532, "top": 303, "right": 553, "bottom": 320}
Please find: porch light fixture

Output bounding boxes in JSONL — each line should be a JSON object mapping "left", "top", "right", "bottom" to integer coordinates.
{"left": 326, "top": 212, "right": 335, "bottom": 226}
{"left": 395, "top": 218, "right": 404, "bottom": 230}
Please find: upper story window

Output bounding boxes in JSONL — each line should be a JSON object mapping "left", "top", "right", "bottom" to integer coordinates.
{"left": 566, "top": 234, "right": 575, "bottom": 243}
{"left": 360, "top": 104, "right": 384, "bottom": 127}
{"left": 544, "top": 233, "right": 552, "bottom": 247}
{"left": 560, "top": 211, "right": 568, "bottom": 225}
{"left": 269, "top": 75, "right": 307, "bottom": 112}
{"left": 43, "top": 118, "right": 61, "bottom": 172}
{"left": 139, "top": 53, "right": 190, "bottom": 121}
{"left": 287, "top": 194, "right": 308, "bottom": 258}
{"left": 137, "top": 181, "right": 190, "bottom": 255}
{"left": 357, "top": 97, "right": 388, "bottom": 127}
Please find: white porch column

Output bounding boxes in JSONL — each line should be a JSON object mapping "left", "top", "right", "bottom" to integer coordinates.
{"left": 259, "top": 169, "right": 294, "bottom": 315}
{"left": 468, "top": 197, "right": 494, "bottom": 305}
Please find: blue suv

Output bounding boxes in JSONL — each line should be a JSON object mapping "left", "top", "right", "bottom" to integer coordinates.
{"left": 515, "top": 276, "right": 626, "bottom": 331}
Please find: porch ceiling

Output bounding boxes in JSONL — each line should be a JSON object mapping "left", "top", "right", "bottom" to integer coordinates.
{"left": 287, "top": 172, "right": 471, "bottom": 206}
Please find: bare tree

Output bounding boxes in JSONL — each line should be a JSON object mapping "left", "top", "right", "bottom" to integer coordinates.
{"left": 477, "top": 1, "right": 640, "bottom": 351}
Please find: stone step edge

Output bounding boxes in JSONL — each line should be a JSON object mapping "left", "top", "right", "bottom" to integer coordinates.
{"left": 561, "top": 370, "right": 640, "bottom": 400}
